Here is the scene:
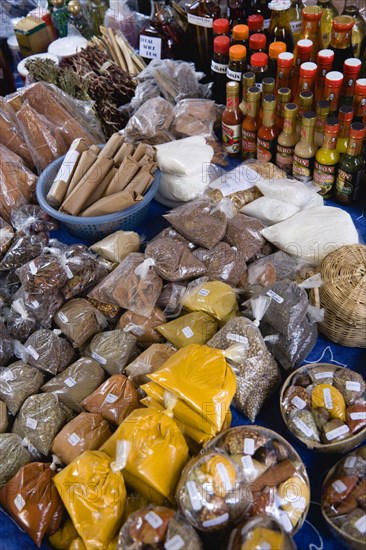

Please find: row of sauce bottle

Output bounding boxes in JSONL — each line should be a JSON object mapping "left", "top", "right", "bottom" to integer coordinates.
{"left": 221, "top": 79, "right": 366, "bottom": 205}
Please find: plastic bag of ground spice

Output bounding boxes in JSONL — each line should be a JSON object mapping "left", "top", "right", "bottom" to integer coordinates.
{"left": 0, "top": 216, "right": 14, "bottom": 257}
{"left": 81, "top": 374, "right": 138, "bottom": 426}
{"left": 22, "top": 288, "right": 64, "bottom": 328}
{"left": 124, "top": 344, "right": 176, "bottom": 387}
{"left": 0, "top": 462, "right": 64, "bottom": 546}
{"left": 6, "top": 298, "right": 37, "bottom": 342}
{"left": 333, "top": 369, "right": 365, "bottom": 406}
{"left": 0, "top": 321, "right": 13, "bottom": 366}
{"left": 51, "top": 412, "right": 112, "bottom": 465}
{"left": 0, "top": 433, "right": 31, "bottom": 487}
{"left": 224, "top": 213, "right": 265, "bottom": 263}
{"left": 0, "top": 233, "right": 48, "bottom": 271}
{"left": 54, "top": 450, "right": 127, "bottom": 550}
{"left": 41, "top": 358, "right": 105, "bottom": 412}
{"left": 60, "top": 246, "right": 109, "bottom": 300}
{"left": 12, "top": 393, "right": 69, "bottom": 456}
{"left": 156, "top": 283, "right": 187, "bottom": 316}
{"left": 192, "top": 242, "right": 247, "bottom": 287}
{"left": 117, "top": 505, "right": 202, "bottom": 550}
{"left": 261, "top": 317, "right": 318, "bottom": 371}
{"left": 49, "top": 518, "right": 78, "bottom": 550}
{"left": 54, "top": 298, "right": 107, "bottom": 348}
{"left": 157, "top": 311, "right": 219, "bottom": 349}
{"left": 0, "top": 400, "right": 8, "bottom": 433}
{"left": 10, "top": 205, "right": 57, "bottom": 235}
{"left": 207, "top": 317, "right": 280, "bottom": 421}
{"left": 164, "top": 199, "right": 228, "bottom": 249}
{"left": 89, "top": 230, "right": 141, "bottom": 263}
{"left": 20, "top": 329, "right": 76, "bottom": 375}
{"left": 86, "top": 330, "right": 137, "bottom": 375}
{"left": 15, "top": 251, "right": 69, "bottom": 295}
{"left": 145, "top": 237, "right": 207, "bottom": 282}
{"left": 241, "top": 260, "right": 277, "bottom": 299}
{"left": 100, "top": 408, "right": 189, "bottom": 504}
{"left": 117, "top": 308, "right": 166, "bottom": 346}
{"left": 181, "top": 280, "right": 238, "bottom": 321}
{"left": 87, "top": 298, "right": 122, "bottom": 323}
{"left": 0, "top": 361, "right": 44, "bottom": 416}
{"left": 88, "top": 253, "right": 163, "bottom": 317}
{"left": 152, "top": 227, "right": 197, "bottom": 250}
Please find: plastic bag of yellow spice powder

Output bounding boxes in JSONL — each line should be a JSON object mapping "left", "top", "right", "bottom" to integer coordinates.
{"left": 181, "top": 280, "right": 238, "bottom": 321}
{"left": 142, "top": 344, "right": 236, "bottom": 436}
{"left": 311, "top": 384, "right": 346, "bottom": 421}
{"left": 157, "top": 311, "right": 218, "bottom": 348}
{"left": 53, "top": 450, "right": 126, "bottom": 550}
{"left": 100, "top": 408, "right": 189, "bottom": 504}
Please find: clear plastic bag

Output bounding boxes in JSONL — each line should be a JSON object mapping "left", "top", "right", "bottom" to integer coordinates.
{"left": 86, "top": 330, "right": 137, "bottom": 376}
{"left": 12, "top": 393, "right": 69, "bottom": 456}
{"left": 145, "top": 237, "right": 207, "bottom": 281}
{"left": 124, "top": 343, "right": 176, "bottom": 386}
{"left": 156, "top": 282, "right": 187, "bottom": 316}
{"left": 224, "top": 213, "right": 265, "bottom": 263}
{"left": 193, "top": 242, "right": 247, "bottom": 287}
{"left": 181, "top": 280, "right": 238, "bottom": 322}
{"left": 104, "top": 0, "right": 140, "bottom": 48}
{"left": 89, "top": 230, "right": 141, "bottom": 263}
{"left": 51, "top": 412, "right": 112, "bottom": 465}
{"left": 207, "top": 317, "right": 280, "bottom": 421}
{"left": 0, "top": 361, "right": 44, "bottom": 416}
{"left": 10, "top": 205, "right": 57, "bottom": 235}
{"left": 0, "top": 433, "right": 31, "bottom": 488}
{"left": 155, "top": 136, "right": 214, "bottom": 177}
{"left": 88, "top": 253, "right": 163, "bottom": 317}
{"left": 0, "top": 462, "right": 64, "bottom": 546}
{"left": 174, "top": 98, "right": 216, "bottom": 138}
{"left": 0, "top": 232, "right": 48, "bottom": 271}
{"left": 228, "top": 516, "right": 297, "bottom": 550}
{"left": 60, "top": 247, "right": 109, "bottom": 300}
{"left": 117, "top": 307, "right": 166, "bottom": 346}
{"left": 41, "top": 357, "right": 105, "bottom": 413}
{"left": 0, "top": 144, "right": 38, "bottom": 223}
{"left": 80, "top": 374, "right": 138, "bottom": 426}
{"left": 123, "top": 97, "right": 175, "bottom": 144}
{"left": 152, "top": 227, "right": 196, "bottom": 250}
{"left": 157, "top": 311, "right": 218, "bottom": 349}
{"left": 21, "top": 288, "right": 65, "bottom": 329}
{"left": 20, "top": 329, "right": 77, "bottom": 375}
{"left": 54, "top": 298, "right": 107, "bottom": 348}
{"left": 0, "top": 216, "right": 14, "bottom": 257}
{"left": 0, "top": 107, "right": 35, "bottom": 169}
{"left": 0, "top": 321, "right": 13, "bottom": 367}
{"left": 16, "top": 252, "right": 69, "bottom": 295}
{"left": 241, "top": 196, "right": 301, "bottom": 226}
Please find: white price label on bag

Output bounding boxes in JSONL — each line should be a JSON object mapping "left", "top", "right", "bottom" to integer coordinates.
{"left": 346, "top": 381, "right": 361, "bottom": 392}
{"left": 68, "top": 433, "right": 81, "bottom": 447}
{"left": 291, "top": 396, "right": 307, "bottom": 410}
{"left": 266, "top": 289, "right": 284, "bottom": 304}
{"left": 243, "top": 438, "right": 255, "bottom": 455}
{"left": 182, "top": 326, "right": 194, "bottom": 339}
{"left": 14, "top": 494, "right": 26, "bottom": 512}
{"left": 25, "top": 418, "right": 37, "bottom": 430}
{"left": 64, "top": 377, "right": 76, "bottom": 388}
{"left": 105, "top": 393, "right": 118, "bottom": 404}
{"left": 165, "top": 535, "right": 185, "bottom": 550}
{"left": 27, "top": 346, "right": 39, "bottom": 360}
{"left": 145, "top": 511, "right": 163, "bottom": 529}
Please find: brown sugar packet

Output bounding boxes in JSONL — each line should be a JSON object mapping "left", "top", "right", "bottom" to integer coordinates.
{"left": 80, "top": 374, "right": 138, "bottom": 425}
{"left": 123, "top": 171, "right": 154, "bottom": 195}
{"left": 82, "top": 167, "right": 117, "bottom": 210}
{"left": 64, "top": 149, "right": 98, "bottom": 198}
{"left": 105, "top": 156, "right": 140, "bottom": 196}
{"left": 51, "top": 412, "right": 112, "bottom": 465}
{"left": 80, "top": 190, "right": 138, "bottom": 217}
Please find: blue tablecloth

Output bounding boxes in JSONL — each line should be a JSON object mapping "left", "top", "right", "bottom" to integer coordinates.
{"left": 1, "top": 195, "right": 365, "bottom": 550}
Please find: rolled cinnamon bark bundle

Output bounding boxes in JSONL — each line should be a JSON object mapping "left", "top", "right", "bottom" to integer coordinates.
{"left": 81, "top": 190, "right": 142, "bottom": 217}
{"left": 104, "top": 156, "right": 140, "bottom": 196}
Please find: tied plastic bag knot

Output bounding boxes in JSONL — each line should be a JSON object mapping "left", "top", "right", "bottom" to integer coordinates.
{"left": 250, "top": 295, "right": 271, "bottom": 327}
{"left": 11, "top": 299, "right": 30, "bottom": 320}
{"left": 13, "top": 340, "right": 28, "bottom": 363}
{"left": 110, "top": 439, "right": 131, "bottom": 473}
{"left": 53, "top": 329, "right": 62, "bottom": 336}
{"left": 223, "top": 343, "right": 249, "bottom": 364}
{"left": 299, "top": 273, "right": 322, "bottom": 289}
{"left": 163, "top": 390, "right": 178, "bottom": 417}
{"left": 264, "top": 334, "right": 280, "bottom": 344}
{"left": 50, "top": 454, "right": 63, "bottom": 472}
{"left": 307, "top": 304, "right": 325, "bottom": 323}
{"left": 134, "top": 257, "right": 155, "bottom": 279}
{"left": 215, "top": 198, "right": 236, "bottom": 219}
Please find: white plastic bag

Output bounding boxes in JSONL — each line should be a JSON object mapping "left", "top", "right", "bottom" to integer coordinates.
{"left": 155, "top": 136, "right": 213, "bottom": 176}
{"left": 241, "top": 196, "right": 300, "bottom": 225}
{"left": 256, "top": 178, "right": 324, "bottom": 209}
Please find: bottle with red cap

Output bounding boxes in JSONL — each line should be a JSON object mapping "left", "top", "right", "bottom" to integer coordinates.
{"left": 295, "top": 6, "right": 324, "bottom": 60}
{"left": 329, "top": 15, "right": 355, "bottom": 72}
{"left": 212, "top": 36, "right": 231, "bottom": 104}
{"left": 324, "top": 71, "right": 344, "bottom": 116}
{"left": 335, "top": 122, "right": 366, "bottom": 204}
{"left": 227, "top": 0, "right": 244, "bottom": 28}
{"left": 275, "top": 51, "right": 294, "bottom": 89}
{"left": 249, "top": 52, "right": 269, "bottom": 90}
{"left": 314, "top": 49, "right": 335, "bottom": 103}
{"left": 248, "top": 14, "right": 264, "bottom": 35}
{"left": 314, "top": 117, "right": 340, "bottom": 197}
{"left": 248, "top": 33, "right": 267, "bottom": 65}
{"left": 336, "top": 105, "right": 354, "bottom": 156}
{"left": 295, "top": 61, "right": 317, "bottom": 100}
{"left": 354, "top": 78, "right": 366, "bottom": 123}
{"left": 232, "top": 24, "right": 249, "bottom": 49}
{"left": 213, "top": 18, "right": 230, "bottom": 37}
{"left": 268, "top": 41, "right": 286, "bottom": 78}
{"left": 267, "top": 0, "right": 294, "bottom": 52}
{"left": 292, "top": 39, "right": 313, "bottom": 99}
{"left": 247, "top": 0, "right": 271, "bottom": 30}
{"left": 340, "top": 58, "right": 362, "bottom": 107}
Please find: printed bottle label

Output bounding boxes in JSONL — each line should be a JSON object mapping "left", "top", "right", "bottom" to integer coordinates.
{"left": 292, "top": 154, "right": 314, "bottom": 182}
{"left": 187, "top": 13, "right": 213, "bottom": 28}
{"left": 257, "top": 137, "right": 276, "bottom": 162}
{"left": 139, "top": 35, "right": 162, "bottom": 60}
{"left": 227, "top": 68, "right": 242, "bottom": 82}
{"left": 222, "top": 122, "right": 241, "bottom": 154}
{"left": 242, "top": 129, "right": 257, "bottom": 154}
{"left": 313, "top": 161, "right": 337, "bottom": 195}
{"left": 276, "top": 144, "right": 295, "bottom": 171}
{"left": 211, "top": 60, "right": 227, "bottom": 74}
{"left": 335, "top": 169, "right": 358, "bottom": 203}
{"left": 290, "top": 19, "right": 302, "bottom": 34}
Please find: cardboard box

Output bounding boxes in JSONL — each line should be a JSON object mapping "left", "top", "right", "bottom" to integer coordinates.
{"left": 14, "top": 16, "right": 51, "bottom": 58}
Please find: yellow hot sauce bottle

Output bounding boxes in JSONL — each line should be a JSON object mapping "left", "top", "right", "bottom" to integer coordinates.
{"left": 313, "top": 117, "right": 340, "bottom": 197}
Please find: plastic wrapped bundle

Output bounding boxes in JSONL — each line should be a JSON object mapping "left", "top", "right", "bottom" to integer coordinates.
{"left": 86, "top": 330, "right": 137, "bottom": 375}
{"left": 21, "top": 329, "right": 77, "bottom": 375}
{"left": 0, "top": 462, "right": 64, "bottom": 546}
{"left": 54, "top": 298, "right": 107, "bottom": 348}
{"left": 0, "top": 216, "right": 14, "bottom": 257}
{"left": 228, "top": 515, "right": 297, "bottom": 549}
{"left": 0, "top": 321, "right": 13, "bottom": 366}
{"left": 6, "top": 298, "right": 37, "bottom": 342}
{"left": 207, "top": 317, "right": 280, "bottom": 421}
{"left": 117, "top": 505, "right": 202, "bottom": 550}
{"left": 10, "top": 205, "right": 57, "bottom": 235}
{"left": 0, "top": 232, "right": 47, "bottom": 271}
{"left": 12, "top": 393, "right": 70, "bottom": 456}
{"left": 0, "top": 433, "right": 31, "bottom": 488}
{"left": 81, "top": 374, "right": 138, "bottom": 426}
{"left": 0, "top": 361, "right": 44, "bottom": 415}
{"left": 54, "top": 451, "right": 127, "bottom": 550}
{"left": 100, "top": 408, "right": 189, "bottom": 504}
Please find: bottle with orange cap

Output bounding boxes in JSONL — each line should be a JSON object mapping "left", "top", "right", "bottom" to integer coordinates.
{"left": 275, "top": 52, "right": 294, "bottom": 89}
{"left": 268, "top": 41, "right": 286, "bottom": 79}
{"left": 314, "top": 49, "right": 335, "bottom": 103}
{"left": 227, "top": 45, "right": 247, "bottom": 96}
{"left": 354, "top": 78, "right": 366, "bottom": 123}
{"left": 212, "top": 36, "right": 231, "bottom": 104}
{"left": 232, "top": 24, "right": 249, "bottom": 49}
{"left": 340, "top": 58, "right": 362, "bottom": 106}
{"left": 329, "top": 15, "right": 355, "bottom": 72}
{"left": 335, "top": 122, "right": 366, "bottom": 204}
{"left": 313, "top": 117, "right": 340, "bottom": 197}
{"left": 295, "top": 6, "right": 324, "bottom": 60}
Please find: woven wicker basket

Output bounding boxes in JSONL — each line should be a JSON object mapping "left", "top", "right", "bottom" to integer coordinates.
{"left": 310, "top": 244, "right": 366, "bottom": 348}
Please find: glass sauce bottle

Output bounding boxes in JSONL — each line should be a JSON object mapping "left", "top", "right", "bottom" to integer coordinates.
{"left": 242, "top": 86, "right": 261, "bottom": 159}
{"left": 257, "top": 93, "right": 278, "bottom": 162}
{"left": 296, "top": 91, "right": 314, "bottom": 134}
{"left": 314, "top": 100, "right": 331, "bottom": 147}
{"left": 314, "top": 49, "right": 335, "bottom": 103}
{"left": 317, "top": 0, "right": 339, "bottom": 49}
{"left": 227, "top": 45, "right": 247, "bottom": 96}
{"left": 292, "top": 39, "right": 313, "bottom": 99}
{"left": 258, "top": 76, "right": 275, "bottom": 126}
{"left": 340, "top": 58, "right": 362, "bottom": 106}
{"left": 232, "top": 24, "right": 249, "bottom": 49}
{"left": 295, "top": 61, "right": 317, "bottom": 101}
{"left": 276, "top": 87, "right": 291, "bottom": 130}
{"left": 335, "top": 121, "right": 366, "bottom": 204}
{"left": 296, "top": 6, "right": 323, "bottom": 61}
{"left": 313, "top": 117, "right": 340, "bottom": 197}
{"left": 213, "top": 18, "right": 230, "bottom": 37}
{"left": 248, "top": 14, "right": 265, "bottom": 34}
{"left": 342, "top": 0, "right": 366, "bottom": 59}
{"left": 248, "top": 33, "right": 267, "bottom": 62}
{"left": 267, "top": 0, "right": 294, "bottom": 52}
{"left": 354, "top": 78, "right": 366, "bottom": 122}
{"left": 248, "top": 0, "right": 271, "bottom": 30}
{"left": 329, "top": 15, "right": 355, "bottom": 72}
{"left": 249, "top": 52, "right": 269, "bottom": 90}
{"left": 239, "top": 71, "right": 256, "bottom": 115}
{"left": 293, "top": 110, "right": 317, "bottom": 182}
{"left": 268, "top": 41, "right": 286, "bottom": 78}
{"left": 222, "top": 81, "right": 243, "bottom": 157}
{"left": 88, "top": 0, "right": 106, "bottom": 36}
{"left": 336, "top": 105, "right": 354, "bottom": 157}
{"left": 324, "top": 70, "right": 344, "bottom": 116}
{"left": 212, "top": 36, "right": 231, "bottom": 104}
{"left": 227, "top": 0, "right": 244, "bottom": 28}
{"left": 288, "top": 0, "right": 304, "bottom": 45}
{"left": 187, "top": 0, "right": 221, "bottom": 74}
{"left": 275, "top": 52, "right": 294, "bottom": 89}
{"left": 276, "top": 103, "right": 300, "bottom": 174}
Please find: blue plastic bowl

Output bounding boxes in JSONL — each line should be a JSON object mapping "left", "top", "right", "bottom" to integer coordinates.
{"left": 36, "top": 155, "right": 160, "bottom": 243}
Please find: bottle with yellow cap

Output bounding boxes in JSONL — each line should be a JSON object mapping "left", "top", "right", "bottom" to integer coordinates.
{"left": 276, "top": 103, "right": 300, "bottom": 174}
{"left": 227, "top": 45, "right": 247, "bottom": 96}
{"left": 68, "top": 1, "right": 93, "bottom": 39}
{"left": 239, "top": 71, "right": 256, "bottom": 116}
{"left": 52, "top": 0, "right": 69, "bottom": 38}
{"left": 268, "top": 41, "right": 286, "bottom": 79}
{"left": 222, "top": 81, "right": 243, "bottom": 157}
{"left": 242, "top": 86, "right": 261, "bottom": 159}
{"left": 313, "top": 117, "right": 340, "bottom": 197}
{"left": 257, "top": 93, "right": 279, "bottom": 162}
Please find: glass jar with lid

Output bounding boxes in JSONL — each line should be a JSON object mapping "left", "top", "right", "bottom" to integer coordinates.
{"left": 267, "top": 0, "right": 294, "bottom": 52}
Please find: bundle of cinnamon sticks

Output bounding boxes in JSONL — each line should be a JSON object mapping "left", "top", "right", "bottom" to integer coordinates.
{"left": 46, "top": 134, "right": 157, "bottom": 217}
